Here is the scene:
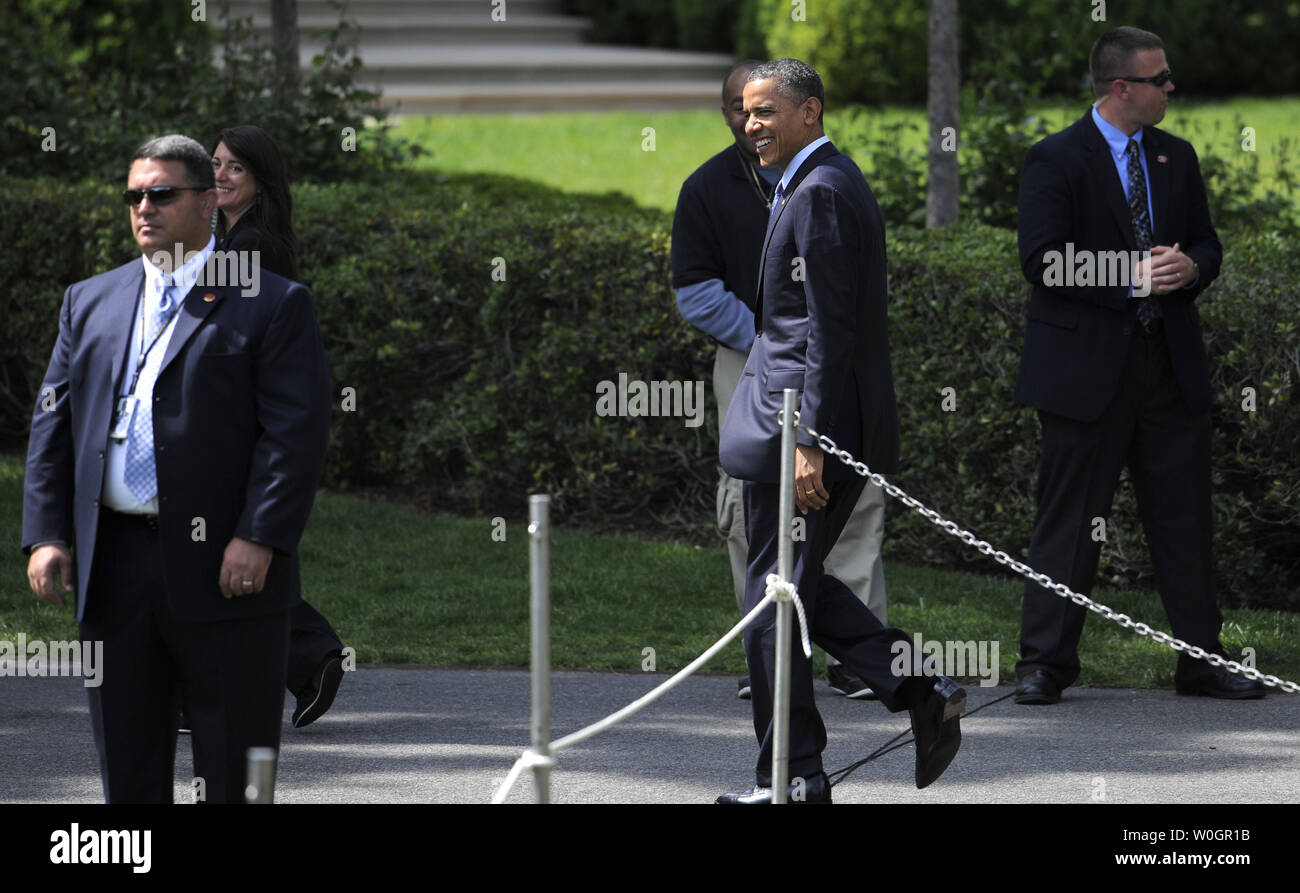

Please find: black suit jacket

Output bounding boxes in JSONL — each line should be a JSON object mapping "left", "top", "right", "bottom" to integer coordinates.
{"left": 220, "top": 216, "right": 299, "bottom": 282}
{"left": 22, "top": 257, "right": 332, "bottom": 623}
{"left": 1015, "top": 112, "right": 1222, "bottom": 421}
{"left": 720, "top": 141, "right": 899, "bottom": 482}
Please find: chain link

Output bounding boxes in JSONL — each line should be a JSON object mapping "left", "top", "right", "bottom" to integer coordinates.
{"left": 801, "top": 424, "right": 1300, "bottom": 695}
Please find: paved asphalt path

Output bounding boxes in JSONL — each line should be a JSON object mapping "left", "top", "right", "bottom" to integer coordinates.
{"left": 3, "top": 667, "right": 1297, "bottom": 804}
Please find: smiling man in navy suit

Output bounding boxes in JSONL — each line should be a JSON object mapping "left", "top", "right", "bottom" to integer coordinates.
{"left": 1013, "top": 28, "right": 1263, "bottom": 705}
{"left": 23, "top": 134, "right": 332, "bottom": 802}
{"left": 716, "top": 59, "right": 966, "bottom": 804}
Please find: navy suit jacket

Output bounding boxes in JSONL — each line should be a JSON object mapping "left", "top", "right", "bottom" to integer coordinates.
{"left": 22, "top": 257, "right": 332, "bottom": 623}
{"left": 719, "top": 141, "right": 899, "bottom": 483}
{"left": 1015, "top": 112, "right": 1222, "bottom": 421}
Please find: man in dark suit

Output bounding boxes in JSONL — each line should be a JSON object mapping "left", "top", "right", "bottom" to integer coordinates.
{"left": 716, "top": 59, "right": 965, "bottom": 805}
{"left": 1013, "top": 27, "right": 1264, "bottom": 704}
{"left": 671, "top": 60, "right": 890, "bottom": 704}
{"left": 23, "top": 134, "right": 332, "bottom": 802}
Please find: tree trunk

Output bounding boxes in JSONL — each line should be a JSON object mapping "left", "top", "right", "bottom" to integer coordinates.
{"left": 271, "top": 0, "right": 300, "bottom": 108}
{"left": 926, "top": 0, "right": 959, "bottom": 228}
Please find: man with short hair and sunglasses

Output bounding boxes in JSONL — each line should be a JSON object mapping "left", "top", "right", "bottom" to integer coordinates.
{"left": 1012, "top": 27, "right": 1263, "bottom": 704}
{"left": 23, "top": 134, "right": 332, "bottom": 801}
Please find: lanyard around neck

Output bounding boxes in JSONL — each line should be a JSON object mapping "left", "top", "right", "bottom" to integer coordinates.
{"left": 125, "top": 278, "right": 186, "bottom": 397}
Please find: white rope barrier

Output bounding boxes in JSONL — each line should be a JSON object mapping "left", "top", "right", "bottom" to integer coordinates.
{"left": 491, "top": 749, "right": 557, "bottom": 805}
{"left": 495, "top": 390, "right": 812, "bottom": 804}
{"left": 491, "top": 587, "right": 796, "bottom": 803}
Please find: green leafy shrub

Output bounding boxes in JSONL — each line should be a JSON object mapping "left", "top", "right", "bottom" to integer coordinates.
{"left": 0, "top": 0, "right": 421, "bottom": 184}
{"left": 746, "top": 0, "right": 929, "bottom": 106}
{"left": 3, "top": 174, "right": 1296, "bottom": 607}
{"left": 738, "top": 0, "right": 1300, "bottom": 104}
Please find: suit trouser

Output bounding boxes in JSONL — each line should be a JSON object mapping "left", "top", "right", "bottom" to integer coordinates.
{"left": 742, "top": 478, "right": 912, "bottom": 786}
{"left": 1017, "top": 325, "right": 1223, "bottom": 689}
{"left": 288, "top": 600, "right": 344, "bottom": 695}
{"left": 715, "top": 345, "right": 888, "bottom": 643}
{"left": 81, "top": 509, "right": 290, "bottom": 803}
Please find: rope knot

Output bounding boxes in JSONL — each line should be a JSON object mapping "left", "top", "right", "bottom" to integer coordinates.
{"left": 520, "top": 749, "right": 556, "bottom": 770}
{"left": 764, "top": 574, "right": 813, "bottom": 659}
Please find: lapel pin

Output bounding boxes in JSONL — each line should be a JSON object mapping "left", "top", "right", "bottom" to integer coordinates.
{"left": 202, "top": 292, "right": 216, "bottom": 302}
{"left": 1157, "top": 155, "right": 1168, "bottom": 163}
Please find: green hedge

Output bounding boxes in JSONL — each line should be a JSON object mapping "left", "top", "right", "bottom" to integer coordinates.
{"left": 0, "top": 0, "right": 420, "bottom": 183}
{"left": 2, "top": 173, "right": 1296, "bottom": 608}
{"left": 738, "top": 0, "right": 1300, "bottom": 105}
{"left": 743, "top": 0, "right": 928, "bottom": 107}
{"left": 884, "top": 223, "right": 1300, "bottom": 611}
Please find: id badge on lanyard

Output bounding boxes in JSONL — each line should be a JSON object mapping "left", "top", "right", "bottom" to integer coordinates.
{"left": 111, "top": 277, "right": 170, "bottom": 442}
{"left": 110, "top": 395, "right": 138, "bottom": 441}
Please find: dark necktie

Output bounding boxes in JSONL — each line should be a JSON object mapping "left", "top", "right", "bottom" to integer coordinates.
{"left": 769, "top": 181, "right": 786, "bottom": 223}
{"left": 1126, "top": 139, "right": 1161, "bottom": 324}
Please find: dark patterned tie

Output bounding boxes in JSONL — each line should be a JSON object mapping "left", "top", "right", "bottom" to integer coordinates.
{"left": 1126, "top": 139, "right": 1161, "bottom": 325}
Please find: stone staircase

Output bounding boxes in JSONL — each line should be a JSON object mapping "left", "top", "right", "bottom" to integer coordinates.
{"left": 223, "top": 0, "right": 734, "bottom": 116}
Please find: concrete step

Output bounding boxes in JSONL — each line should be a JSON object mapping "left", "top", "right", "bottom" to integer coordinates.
{"left": 375, "top": 79, "right": 727, "bottom": 115}
{"left": 226, "top": 0, "right": 573, "bottom": 22}
{"left": 227, "top": 8, "right": 590, "bottom": 45}
{"left": 219, "top": 1, "right": 734, "bottom": 113}
{"left": 332, "top": 43, "right": 730, "bottom": 80}
{"left": 291, "top": 20, "right": 592, "bottom": 48}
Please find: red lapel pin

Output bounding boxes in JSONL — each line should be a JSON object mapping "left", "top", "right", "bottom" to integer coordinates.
{"left": 202, "top": 292, "right": 216, "bottom": 302}
{"left": 1156, "top": 155, "right": 1168, "bottom": 163}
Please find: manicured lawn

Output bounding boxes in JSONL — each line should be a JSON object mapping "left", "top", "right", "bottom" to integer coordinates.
{"left": 394, "top": 96, "right": 1299, "bottom": 213}
{"left": 3, "top": 454, "right": 1296, "bottom": 689}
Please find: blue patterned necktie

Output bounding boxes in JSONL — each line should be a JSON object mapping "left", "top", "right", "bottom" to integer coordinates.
{"left": 1126, "top": 139, "right": 1162, "bottom": 324}
{"left": 769, "top": 180, "right": 786, "bottom": 221}
{"left": 123, "top": 279, "right": 178, "bottom": 504}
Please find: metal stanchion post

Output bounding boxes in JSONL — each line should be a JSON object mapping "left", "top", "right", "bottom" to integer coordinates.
{"left": 771, "top": 389, "right": 798, "bottom": 804}
{"left": 244, "top": 747, "right": 277, "bottom": 804}
{"left": 529, "top": 494, "right": 552, "bottom": 804}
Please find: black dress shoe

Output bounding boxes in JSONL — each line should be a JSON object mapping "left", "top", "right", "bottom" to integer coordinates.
{"left": 1175, "top": 665, "right": 1266, "bottom": 699}
{"left": 716, "top": 771, "right": 832, "bottom": 804}
{"left": 909, "top": 676, "right": 965, "bottom": 789}
{"left": 292, "top": 652, "right": 345, "bottom": 728}
{"left": 1014, "top": 670, "right": 1061, "bottom": 705}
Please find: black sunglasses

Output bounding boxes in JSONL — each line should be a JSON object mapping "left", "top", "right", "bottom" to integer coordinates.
{"left": 122, "top": 186, "right": 208, "bottom": 207}
{"left": 1112, "top": 68, "right": 1174, "bottom": 87}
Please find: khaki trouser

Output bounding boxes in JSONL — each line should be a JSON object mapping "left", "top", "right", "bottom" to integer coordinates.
{"left": 713, "top": 345, "right": 887, "bottom": 666}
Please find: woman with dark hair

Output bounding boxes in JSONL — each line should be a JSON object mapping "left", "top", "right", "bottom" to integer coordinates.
{"left": 208, "top": 125, "right": 346, "bottom": 729}
{"left": 212, "top": 124, "right": 301, "bottom": 282}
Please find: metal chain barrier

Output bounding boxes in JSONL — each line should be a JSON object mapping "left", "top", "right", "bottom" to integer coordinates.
{"left": 802, "top": 423, "right": 1300, "bottom": 695}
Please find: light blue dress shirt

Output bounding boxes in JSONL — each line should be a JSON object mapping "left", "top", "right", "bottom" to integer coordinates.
{"left": 102, "top": 237, "right": 216, "bottom": 513}
{"left": 1091, "top": 104, "right": 1155, "bottom": 232}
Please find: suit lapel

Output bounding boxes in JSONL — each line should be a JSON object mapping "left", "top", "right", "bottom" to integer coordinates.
{"left": 1082, "top": 114, "right": 1139, "bottom": 252}
{"left": 157, "top": 277, "right": 229, "bottom": 377}
{"left": 105, "top": 265, "right": 146, "bottom": 396}
{"left": 755, "top": 141, "right": 840, "bottom": 322}
{"left": 1143, "top": 128, "right": 1170, "bottom": 244}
